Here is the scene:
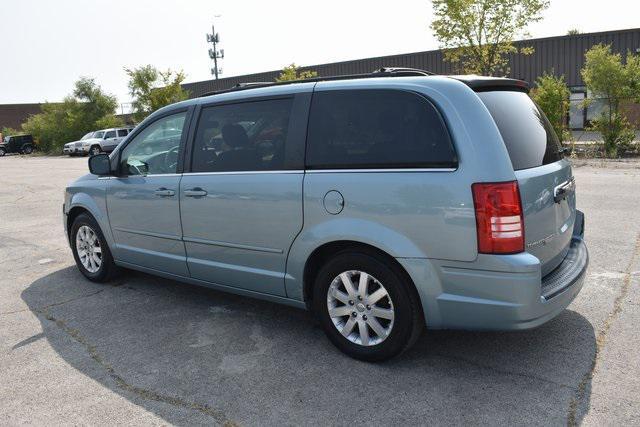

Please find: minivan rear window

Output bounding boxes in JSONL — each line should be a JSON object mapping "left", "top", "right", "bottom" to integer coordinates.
{"left": 306, "top": 89, "right": 456, "bottom": 169}
{"left": 477, "top": 91, "right": 563, "bottom": 171}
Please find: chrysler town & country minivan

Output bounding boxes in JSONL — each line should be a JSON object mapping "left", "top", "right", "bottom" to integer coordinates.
{"left": 63, "top": 69, "right": 588, "bottom": 361}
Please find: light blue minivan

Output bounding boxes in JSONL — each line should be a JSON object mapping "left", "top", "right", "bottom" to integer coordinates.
{"left": 64, "top": 69, "right": 588, "bottom": 361}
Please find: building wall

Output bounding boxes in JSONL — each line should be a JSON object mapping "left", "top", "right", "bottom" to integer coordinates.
{"left": 0, "top": 103, "right": 43, "bottom": 130}
{"left": 182, "top": 28, "right": 640, "bottom": 98}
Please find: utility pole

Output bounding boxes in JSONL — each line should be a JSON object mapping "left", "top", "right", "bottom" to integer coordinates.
{"left": 206, "top": 18, "right": 224, "bottom": 79}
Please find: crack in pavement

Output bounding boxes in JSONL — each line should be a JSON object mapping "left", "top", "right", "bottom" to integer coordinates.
{"left": 1, "top": 289, "right": 106, "bottom": 316}
{"left": 567, "top": 233, "right": 640, "bottom": 426}
{"left": 25, "top": 287, "right": 237, "bottom": 426}
{"left": 431, "top": 352, "right": 576, "bottom": 391}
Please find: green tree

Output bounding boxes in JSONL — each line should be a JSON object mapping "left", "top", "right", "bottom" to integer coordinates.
{"left": 430, "top": 0, "right": 549, "bottom": 76}
{"left": 22, "top": 77, "right": 118, "bottom": 153}
{"left": 125, "top": 65, "right": 189, "bottom": 122}
{"left": 95, "top": 114, "right": 125, "bottom": 129}
{"left": 530, "top": 73, "right": 571, "bottom": 143}
{"left": 581, "top": 44, "right": 640, "bottom": 157}
{"left": 567, "top": 28, "right": 581, "bottom": 35}
{"left": 275, "top": 63, "right": 318, "bottom": 82}
{"left": 1, "top": 127, "right": 20, "bottom": 139}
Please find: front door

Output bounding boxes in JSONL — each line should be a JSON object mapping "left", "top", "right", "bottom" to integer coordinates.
{"left": 180, "top": 96, "right": 307, "bottom": 296}
{"left": 102, "top": 130, "right": 120, "bottom": 152}
{"left": 107, "top": 110, "right": 190, "bottom": 276}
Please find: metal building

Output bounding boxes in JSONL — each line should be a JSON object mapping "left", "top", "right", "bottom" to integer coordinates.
{"left": 183, "top": 28, "right": 640, "bottom": 130}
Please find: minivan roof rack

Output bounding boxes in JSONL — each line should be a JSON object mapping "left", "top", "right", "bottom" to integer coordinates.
{"left": 199, "top": 67, "right": 436, "bottom": 97}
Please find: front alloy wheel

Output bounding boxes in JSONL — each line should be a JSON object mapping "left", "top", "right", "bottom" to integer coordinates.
{"left": 70, "top": 213, "right": 118, "bottom": 282}
{"left": 327, "top": 270, "right": 395, "bottom": 346}
{"left": 90, "top": 146, "right": 101, "bottom": 156}
{"left": 75, "top": 225, "right": 102, "bottom": 273}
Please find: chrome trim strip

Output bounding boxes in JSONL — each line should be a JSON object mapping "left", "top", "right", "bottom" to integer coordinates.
{"left": 183, "top": 170, "right": 303, "bottom": 176}
{"left": 183, "top": 236, "right": 283, "bottom": 254}
{"left": 114, "top": 244, "right": 187, "bottom": 262}
{"left": 186, "top": 256, "right": 283, "bottom": 278}
{"left": 114, "top": 173, "right": 183, "bottom": 179}
{"left": 112, "top": 227, "right": 182, "bottom": 241}
{"left": 141, "top": 173, "right": 182, "bottom": 178}
{"left": 306, "top": 168, "right": 457, "bottom": 173}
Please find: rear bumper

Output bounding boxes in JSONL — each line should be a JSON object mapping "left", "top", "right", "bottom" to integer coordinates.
{"left": 398, "top": 213, "right": 588, "bottom": 331}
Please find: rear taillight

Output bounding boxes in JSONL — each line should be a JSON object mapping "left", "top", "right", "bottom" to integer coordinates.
{"left": 472, "top": 181, "right": 524, "bottom": 254}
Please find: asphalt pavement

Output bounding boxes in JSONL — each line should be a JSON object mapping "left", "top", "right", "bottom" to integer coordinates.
{"left": 0, "top": 155, "right": 639, "bottom": 425}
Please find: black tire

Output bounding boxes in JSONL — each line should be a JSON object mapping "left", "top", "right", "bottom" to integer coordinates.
{"left": 22, "top": 145, "right": 33, "bottom": 154}
{"left": 312, "top": 250, "right": 424, "bottom": 362}
{"left": 0, "top": 148, "right": 5, "bottom": 157}
{"left": 89, "top": 145, "right": 101, "bottom": 156}
{"left": 70, "top": 213, "right": 118, "bottom": 282}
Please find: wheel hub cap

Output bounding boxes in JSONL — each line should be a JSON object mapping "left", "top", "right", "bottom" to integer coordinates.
{"left": 327, "top": 270, "right": 395, "bottom": 347}
{"left": 75, "top": 225, "right": 102, "bottom": 273}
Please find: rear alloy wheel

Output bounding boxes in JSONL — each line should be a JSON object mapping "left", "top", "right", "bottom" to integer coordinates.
{"left": 70, "top": 213, "right": 118, "bottom": 282}
{"left": 313, "top": 251, "right": 423, "bottom": 362}
{"left": 327, "top": 270, "right": 395, "bottom": 346}
{"left": 89, "top": 145, "right": 101, "bottom": 156}
{"left": 22, "top": 145, "right": 33, "bottom": 154}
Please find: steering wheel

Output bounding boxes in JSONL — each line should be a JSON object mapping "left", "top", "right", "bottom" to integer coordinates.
{"left": 164, "top": 145, "right": 180, "bottom": 172}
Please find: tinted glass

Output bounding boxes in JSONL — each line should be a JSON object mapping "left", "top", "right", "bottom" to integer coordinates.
{"left": 117, "top": 129, "right": 129, "bottom": 137}
{"left": 120, "top": 112, "right": 186, "bottom": 175}
{"left": 477, "top": 91, "right": 563, "bottom": 171}
{"left": 192, "top": 98, "right": 293, "bottom": 172}
{"left": 93, "top": 131, "right": 105, "bottom": 139}
{"left": 306, "top": 89, "right": 456, "bottom": 169}
{"left": 104, "top": 130, "right": 116, "bottom": 139}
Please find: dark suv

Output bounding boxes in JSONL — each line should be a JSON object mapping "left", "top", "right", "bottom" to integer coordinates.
{"left": 0, "top": 134, "right": 35, "bottom": 156}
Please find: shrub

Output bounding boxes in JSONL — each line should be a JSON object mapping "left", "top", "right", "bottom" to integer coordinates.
{"left": 530, "top": 73, "right": 570, "bottom": 143}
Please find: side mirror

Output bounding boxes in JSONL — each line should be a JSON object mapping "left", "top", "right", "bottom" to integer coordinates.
{"left": 88, "top": 153, "right": 111, "bottom": 176}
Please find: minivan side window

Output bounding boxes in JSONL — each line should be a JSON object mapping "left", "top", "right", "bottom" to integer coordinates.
{"left": 119, "top": 112, "right": 186, "bottom": 176}
{"left": 477, "top": 90, "right": 563, "bottom": 170}
{"left": 191, "top": 98, "right": 293, "bottom": 172}
{"left": 306, "top": 89, "right": 456, "bottom": 169}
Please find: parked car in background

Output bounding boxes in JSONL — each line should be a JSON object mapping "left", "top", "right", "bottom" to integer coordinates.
{"left": 63, "top": 127, "right": 134, "bottom": 156}
{"left": 64, "top": 69, "right": 588, "bottom": 361}
{"left": 63, "top": 132, "right": 98, "bottom": 156}
{"left": 0, "top": 134, "right": 35, "bottom": 156}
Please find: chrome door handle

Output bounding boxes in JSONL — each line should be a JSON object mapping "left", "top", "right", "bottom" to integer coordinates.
{"left": 554, "top": 177, "right": 575, "bottom": 203}
{"left": 154, "top": 187, "right": 175, "bottom": 197}
{"left": 184, "top": 188, "right": 208, "bottom": 197}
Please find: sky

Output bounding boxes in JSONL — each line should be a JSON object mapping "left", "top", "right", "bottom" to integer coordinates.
{"left": 0, "top": 0, "right": 639, "bottom": 105}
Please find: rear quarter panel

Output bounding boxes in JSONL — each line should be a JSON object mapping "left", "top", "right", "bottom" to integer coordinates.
{"left": 285, "top": 77, "right": 518, "bottom": 301}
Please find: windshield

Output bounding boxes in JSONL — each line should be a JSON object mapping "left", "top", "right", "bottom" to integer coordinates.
{"left": 93, "top": 131, "right": 105, "bottom": 139}
{"left": 81, "top": 132, "right": 94, "bottom": 140}
{"left": 3, "top": 136, "right": 8, "bottom": 143}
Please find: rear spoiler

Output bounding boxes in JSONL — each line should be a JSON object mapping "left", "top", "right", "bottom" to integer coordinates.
{"left": 448, "top": 76, "right": 530, "bottom": 93}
